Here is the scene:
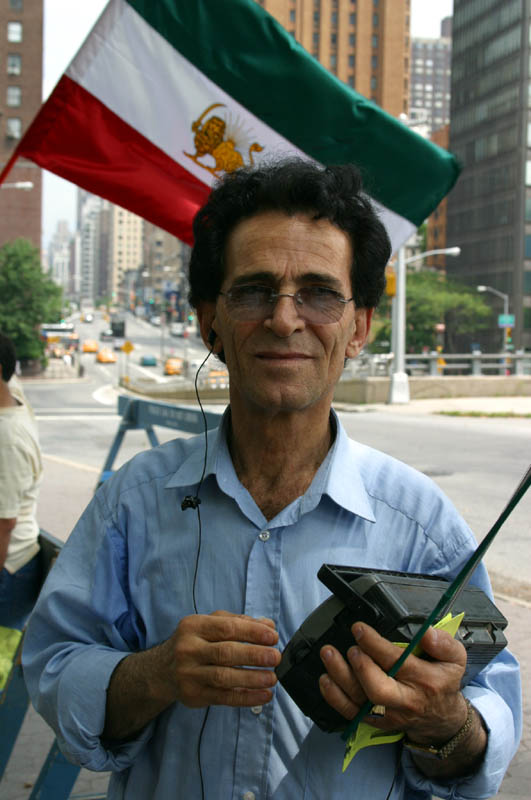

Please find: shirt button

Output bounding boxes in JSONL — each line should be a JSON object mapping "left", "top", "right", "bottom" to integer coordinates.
{"left": 259, "top": 530, "right": 270, "bottom": 542}
{"left": 251, "top": 705, "right": 263, "bottom": 715}
{"left": 243, "top": 793, "right": 256, "bottom": 800}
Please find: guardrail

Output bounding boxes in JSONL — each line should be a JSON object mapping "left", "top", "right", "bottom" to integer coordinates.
{"left": 343, "top": 351, "right": 531, "bottom": 379}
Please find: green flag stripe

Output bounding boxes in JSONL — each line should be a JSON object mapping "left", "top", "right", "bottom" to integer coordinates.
{"left": 124, "top": 0, "right": 460, "bottom": 225}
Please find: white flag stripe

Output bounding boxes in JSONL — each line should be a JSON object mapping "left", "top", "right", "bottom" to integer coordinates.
{"left": 66, "top": 0, "right": 414, "bottom": 251}
{"left": 67, "top": 0, "right": 304, "bottom": 188}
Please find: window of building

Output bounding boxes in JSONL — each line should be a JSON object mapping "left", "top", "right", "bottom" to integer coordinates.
{"left": 6, "top": 117, "right": 21, "bottom": 138}
{"left": 349, "top": 54, "right": 355, "bottom": 66}
{"left": 525, "top": 235, "right": 531, "bottom": 258}
{"left": 331, "top": 33, "right": 337, "bottom": 45}
{"left": 350, "top": 13, "right": 356, "bottom": 24}
{"left": 314, "top": 11, "right": 320, "bottom": 22}
{"left": 371, "top": 55, "right": 378, "bottom": 69}
{"left": 526, "top": 161, "right": 531, "bottom": 186}
{"left": 290, "top": 9, "right": 295, "bottom": 22}
{"left": 524, "top": 271, "right": 531, "bottom": 293}
{"left": 373, "top": 13, "right": 379, "bottom": 26}
{"left": 349, "top": 33, "right": 355, "bottom": 45}
{"left": 7, "top": 21, "right": 22, "bottom": 42}
{"left": 313, "top": 32, "right": 319, "bottom": 45}
{"left": 372, "top": 34, "right": 378, "bottom": 47}
{"left": 7, "top": 53, "right": 21, "bottom": 75}
{"left": 348, "top": 75, "right": 354, "bottom": 87}
{"left": 371, "top": 76, "right": 377, "bottom": 89}
{"left": 6, "top": 85, "right": 21, "bottom": 106}
{"left": 526, "top": 196, "right": 531, "bottom": 221}
{"left": 330, "top": 54, "right": 337, "bottom": 68}
{"left": 9, "top": 0, "right": 23, "bottom": 9}
{"left": 331, "top": 12, "right": 337, "bottom": 25}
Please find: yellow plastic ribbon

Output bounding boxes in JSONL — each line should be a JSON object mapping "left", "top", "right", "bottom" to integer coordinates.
{"left": 342, "top": 612, "right": 464, "bottom": 772}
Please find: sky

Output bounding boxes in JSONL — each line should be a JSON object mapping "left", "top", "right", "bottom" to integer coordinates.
{"left": 40, "top": 0, "right": 453, "bottom": 248}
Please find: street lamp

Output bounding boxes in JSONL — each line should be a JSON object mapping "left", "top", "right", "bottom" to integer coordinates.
{"left": 476, "top": 285, "right": 510, "bottom": 351}
{"left": 388, "top": 246, "right": 461, "bottom": 404}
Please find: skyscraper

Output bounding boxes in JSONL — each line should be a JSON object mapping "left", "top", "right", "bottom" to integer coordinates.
{"left": 410, "top": 18, "right": 452, "bottom": 137}
{"left": 256, "top": 0, "right": 410, "bottom": 118}
{"left": 0, "top": 0, "right": 42, "bottom": 249}
{"left": 447, "top": 0, "right": 530, "bottom": 352}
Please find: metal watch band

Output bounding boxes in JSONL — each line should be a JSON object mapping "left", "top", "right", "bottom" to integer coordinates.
{"left": 404, "top": 699, "right": 474, "bottom": 760}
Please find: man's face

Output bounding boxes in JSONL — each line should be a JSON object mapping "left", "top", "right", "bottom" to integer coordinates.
{"left": 199, "top": 211, "right": 372, "bottom": 418}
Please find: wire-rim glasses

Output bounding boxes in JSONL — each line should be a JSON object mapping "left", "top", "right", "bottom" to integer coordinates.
{"left": 219, "top": 285, "right": 353, "bottom": 324}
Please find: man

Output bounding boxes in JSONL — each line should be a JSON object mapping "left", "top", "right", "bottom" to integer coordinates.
{"left": 23, "top": 161, "right": 520, "bottom": 799}
{"left": 0, "top": 333, "right": 43, "bottom": 631}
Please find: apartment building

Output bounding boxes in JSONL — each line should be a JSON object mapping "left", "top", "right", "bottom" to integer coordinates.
{"left": 0, "top": 0, "right": 42, "bottom": 249}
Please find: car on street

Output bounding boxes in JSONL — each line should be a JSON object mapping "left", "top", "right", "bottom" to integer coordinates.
{"left": 140, "top": 354, "right": 158, "bottom": 366}
{"left": 97, "top": 347, "right": 117, "bottom": 363}
{"left": 100, "top": 329, "right": 114, "bottom": 342}
{"left": 82, "top": 339, "right": 99, "bottom": 353}
{"left": 164, "top": 356, "right": 184, "bottom": 375}
{"left": 169, "top": 321, "right": 184, "bottom": 337}
{"left": 203, "top": 368, "right": 230, "bottom": 389}
{"left": 150, "top": 315, "right": 161, "bottom": 327}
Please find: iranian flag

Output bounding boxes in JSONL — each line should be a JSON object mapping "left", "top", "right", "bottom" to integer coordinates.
{"left": 0, "top": 0, "right": 460, "bottom": 250}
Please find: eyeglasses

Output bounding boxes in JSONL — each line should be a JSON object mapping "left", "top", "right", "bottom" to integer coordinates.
{"left": 219, "top": 285, "right": 353, "bottom": 325}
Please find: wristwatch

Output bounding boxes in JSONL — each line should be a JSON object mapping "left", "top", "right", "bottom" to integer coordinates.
{"left": 403, "top": 699, "right": 474, "bottom": 760}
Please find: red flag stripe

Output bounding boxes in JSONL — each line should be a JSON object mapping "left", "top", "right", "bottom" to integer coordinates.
{"left": 14, "top": 75, "right": 211, "bottom": 244}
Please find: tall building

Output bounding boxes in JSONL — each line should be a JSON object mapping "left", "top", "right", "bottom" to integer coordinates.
{"left": 409, "top": 17, "right": 452, "bottom": 137}
{"left": 257, "top": 0, "right": 410, "bottom": 118}
{"left": 108, "top": 205, "right": 143, "bottom": 305}
{"left": 446, "top": 0, "right": 530, "bottom": 351}
{"left": 0, "top": 0, "right": 42, "bottom": 249}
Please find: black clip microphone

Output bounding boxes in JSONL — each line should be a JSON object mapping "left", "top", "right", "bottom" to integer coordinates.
{"left": 181, "top": 495, "right": 201, "bottom": 510}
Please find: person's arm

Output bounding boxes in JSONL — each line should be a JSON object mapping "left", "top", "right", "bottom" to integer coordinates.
{"left": 103, "top": 611, "right": 280, "bottom": 741}
{"left": 0, "top": 517, "right": 16, "bottom": 570}
{"left": 319, "top": 622, "right": 487, "bottom": 780}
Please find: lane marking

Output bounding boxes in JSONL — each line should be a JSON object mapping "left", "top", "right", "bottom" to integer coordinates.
{"left": 42, "top": 453, "right": 100, "bottom": 473}
{"left": 36, "top": 415, "right": 121, "bottom": 422}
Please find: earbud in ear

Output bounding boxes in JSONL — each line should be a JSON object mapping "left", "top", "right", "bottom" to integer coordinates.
{"left": 207, "top": 329, "right": 217, "bottom": 347}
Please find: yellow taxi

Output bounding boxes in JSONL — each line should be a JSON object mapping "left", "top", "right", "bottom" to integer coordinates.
{"left": 164, "top": 356, "right": 184, "bottom": 375}
{"left": 96, "top": 347, "right": 117, "bottom": 363}
{"left": 82, "top": 339, "right": 99, "bottom": 353}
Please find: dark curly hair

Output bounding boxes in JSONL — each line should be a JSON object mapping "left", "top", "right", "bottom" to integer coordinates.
{"left": 188, "top": 158, "right": 391, "bottom": 310}
{"left": 0, "top": 333, "right": 16, "bottom": 383}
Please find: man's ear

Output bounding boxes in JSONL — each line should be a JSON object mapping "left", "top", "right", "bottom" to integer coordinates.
{"left": 196, "top": 302, "right": 221, "bottom": 352}
{"left": 345, "top": 307, "right": 373, "bottom": 359}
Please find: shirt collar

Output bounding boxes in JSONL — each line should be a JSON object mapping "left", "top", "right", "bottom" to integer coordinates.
{"left": 165, "top": 407, "right": 376, "bottom": 524}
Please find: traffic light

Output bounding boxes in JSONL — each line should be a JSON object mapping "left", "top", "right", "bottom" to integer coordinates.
{"left": 385, "top": 266, "right": 396, "bottom": 297}
{"left": 506, "top": 327, "right": 512, "bottom": 346}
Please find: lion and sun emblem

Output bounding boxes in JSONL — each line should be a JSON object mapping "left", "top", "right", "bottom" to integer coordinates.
{"left": 184, "top": 102, "right": 264, "bottom": 177}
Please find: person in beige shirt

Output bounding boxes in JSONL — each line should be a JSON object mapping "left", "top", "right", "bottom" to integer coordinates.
{"left": 0, "top": 333, "right": 43, "bottom": 631}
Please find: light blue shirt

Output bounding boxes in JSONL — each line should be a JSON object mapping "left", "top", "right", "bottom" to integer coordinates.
{"left": 23, "top": 411, "right": 521, "bottom": 799}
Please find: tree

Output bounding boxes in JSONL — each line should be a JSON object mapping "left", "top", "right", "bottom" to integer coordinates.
{"left": 369, "top": 270, "right": 491, "bottom": 353}
{"left": 0, "top": 238, "right": 63, "bottom": 362}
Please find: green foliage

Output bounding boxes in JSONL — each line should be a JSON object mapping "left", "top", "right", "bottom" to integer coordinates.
{"left": 370, "top": 270, "right": 491, "bottom": 353}
{"left": 0, "top": 238, "right": 63, "bottom": 362}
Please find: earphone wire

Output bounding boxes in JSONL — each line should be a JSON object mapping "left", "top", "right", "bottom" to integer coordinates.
{"left": 189, "top": 343, "right": 215, "bottom": 800}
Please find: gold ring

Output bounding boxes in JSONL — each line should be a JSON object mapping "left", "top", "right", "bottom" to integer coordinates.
{"left": 370, "top": 704, "right": 386, "bottom": 717}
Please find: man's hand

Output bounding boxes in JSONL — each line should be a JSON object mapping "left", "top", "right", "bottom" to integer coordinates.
{"left": 164, "top": 610, "right": 281, "bottom": 708}
{"left": 103, "top": 611, "right": 280, "bottom": 741}
{"left": 319, "top": 621, "right": 467, "bottom": 742}
{"left": 318, "top": 622, "right": 487, "bottom": 778}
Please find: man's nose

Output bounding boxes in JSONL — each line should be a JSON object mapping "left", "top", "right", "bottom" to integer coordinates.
{"left": 264, "top": 294, "right": 305, "bottom": 336}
